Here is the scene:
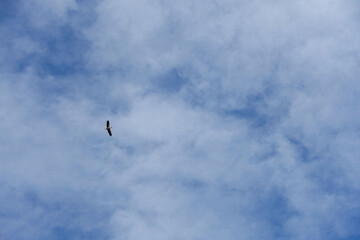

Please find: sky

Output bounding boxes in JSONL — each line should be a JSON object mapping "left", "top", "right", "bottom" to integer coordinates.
{"left": 1, "top": 0, "right": 360, "bottom": 239}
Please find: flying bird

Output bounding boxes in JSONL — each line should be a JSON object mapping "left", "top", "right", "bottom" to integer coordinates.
{"left": 105, "top": 120, "right": 112, "bottom": 136}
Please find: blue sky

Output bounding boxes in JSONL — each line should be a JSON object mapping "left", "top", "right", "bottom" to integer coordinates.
{"left": 1, "top": 0, "right": 360, "bottom": 239}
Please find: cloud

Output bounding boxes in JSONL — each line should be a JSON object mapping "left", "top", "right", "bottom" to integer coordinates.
{"left": 1, "top": 0, "right": 360, "bottom": 240}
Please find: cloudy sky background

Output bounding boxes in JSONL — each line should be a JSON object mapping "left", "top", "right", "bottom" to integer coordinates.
{"left": 1, "top": 0, "right": 360, "bottom": 239}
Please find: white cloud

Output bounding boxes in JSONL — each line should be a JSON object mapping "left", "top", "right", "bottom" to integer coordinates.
{"left": 1, "top": 0, "right": 360, "bottom": 239}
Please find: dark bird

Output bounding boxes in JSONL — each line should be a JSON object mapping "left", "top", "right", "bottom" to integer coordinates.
{"left": 105, "top": 120, "right": 112, "bottom": 136}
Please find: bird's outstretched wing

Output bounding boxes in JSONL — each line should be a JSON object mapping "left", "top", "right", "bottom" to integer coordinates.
{"left": 107, "top": 120, "right": 110, "bottom": 128}
{"left": 107, "top": 128, "right": 112, "bottom": 136}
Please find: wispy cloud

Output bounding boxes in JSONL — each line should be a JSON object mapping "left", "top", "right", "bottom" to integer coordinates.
{"left": 1, "top": 0, "right": 360, "bottom": 239}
